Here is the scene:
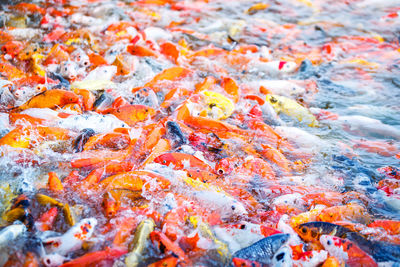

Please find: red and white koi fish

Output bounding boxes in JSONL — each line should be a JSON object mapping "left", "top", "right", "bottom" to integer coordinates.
{"left": 319, "top": 235, "right": 377, "bottom": 267}
{"left": 42, "top": 218, "right": 97, "bottom": 263}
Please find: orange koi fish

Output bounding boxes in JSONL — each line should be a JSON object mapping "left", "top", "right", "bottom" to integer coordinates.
{"left": 109, "top": 104, "right": 155, "bottom": 126}
{"left": 16, "top": 89, "right": 79, "bottom": 111}
{"left": 154, "top": 152, "right": 213, "bottom": 172}
{"left": 59, "top": 247, "right": 127, "bottom": 267}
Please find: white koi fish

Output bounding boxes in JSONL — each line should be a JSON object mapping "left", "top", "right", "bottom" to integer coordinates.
{"left": 0, "top": 223, "right": 26, "bottom": 247}
{"left": 42, "top": 218, "right": 97, "bottom": 256}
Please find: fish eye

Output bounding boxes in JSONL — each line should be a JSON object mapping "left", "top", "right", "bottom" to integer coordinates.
{"left": 327, "top": 240, "right": 332, "bottom": 246}
{"left": 270, "top": 97, "right": 277, "bottom": 103}
{"left": 162, "top": 160, "right": 167, "bottom": 164}
{"left": 231, "top": 205, "right": 236, "bottom": 210}
{"left": 275, "top": 252, "right": 285, "bottom": 261}
{"left": 301, "top": 227, "right": 307, "bottom": 233}
{"left": 218, "top": 169, "right": 224, "bottom": 175}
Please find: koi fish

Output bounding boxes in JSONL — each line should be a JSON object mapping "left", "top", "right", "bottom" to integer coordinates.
{"left": 253, "top": 61, "right": 298, "bottom": 74}
{"left": 16, "top": 89, "right": 79, "bottom": 111}
{"left": 57, "top": 113, "right": 128, "bottom": 133}
{"left": 59, "top": 247, "right": 127, "bottom": 267}
{"left": 0, "top": 79, "right": 15, "bottom": 107}
{"left": 213, "top": 225, "right": 266, "bottom": 261}
{"left": 199, "top": 90, "right": 235, "bottom": 120}
{"left": 70, "top": 48, "right": 90, "bottom": 68}
{"left": 352, "top": 139, "right": 398, "bottom": 157}
{"left": 256, "top": 80, "right": 307, "bottom": 97}
{"left": 0, "top": 223, "right": 26, "bottom": 247}
{"left": 320, "top": 235, "right": 378, "bottom": 267}
{"left": 0, "top": 61, "right": 25, "bottom": 79}
{"left": 125, "top": 219, "right": 155, "bottom": 267}
{"left": 232, "top": 234, "right": 290, "bottom": 265}
{"left": 154, "top": 152, "right": 213, "bottom": 172}
{"left": 271, "top": 246, "right": 293, "bottom": 267}
{"left": 59, "top": 61, "right": 81, "bottom": 81}
{"left": 275, "top": 126, "right": 329, "bottom": 154}
{"left": 266, "top": 94, "right": 319, "bottom": 127}
{"left": 166, "top": 121, "right": 188, "bottom": 148}
{"left": 336, "top": 115, "right": 400, "bottom": 140}
{"left": 2, "top": 40, "right": 25, "bottom": 58}
{"left": 317, "top": 204, "right": 371, "bottom": 224}
{"left": 346, "top": 232, "right": 400, "bottom": 263}
{"left": 182, "top": 175, "right": 248, "bottom": 219}
{"left": 71, "top": 66, "right": 117, "bottom": 91}
{"left": 194, "top": 218, "right": 231, "bottom": 264}
{"left": 109, "top": 104, "right": 155, "bottom": 126}
{"left": 246, "top": 3, "right": 269, "bottom": 15}
{"left": 72, "top": 128, "right": 95, "bottom": 152}
{"left": 295, "top": 222, "right": 351, "bottom": 247}
{"left": 42, "top": 218, "right": 97, "bottom": 258}
{"left": 35, "top": 207, "right": 58, "bottom": 232}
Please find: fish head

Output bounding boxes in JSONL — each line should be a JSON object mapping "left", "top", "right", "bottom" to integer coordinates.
{"left": 153, "top": 153, "right": 173, "bottom": 166}
{"left": 232, "top": 233, "right": 290, "bottom": 263}
{"left": 272, "top": 246, "right": 293, "bottom": 267}
{"left": 228, "top": 200, "right": 248, "bottom": 218}
{"left": 62, "top": 91, "right": 80, "bottom": 104}
{"left": 42, "top": 253, "right": 66, "bottom": 267}
{"left": 215, "top": 157, "right": 238, "bottom": 176}
{"left": 60, "top": 61, "right": 79, "bottom": 80}
{"left": 295, "top": 223, "right": 324, "bottom": 243}
{"left": 269, "top": 233, "right": 291, "bottom": 253}
{"left": 71, "top": 49, "right": 90, "bottom": 68}
{"left": 265, "top": 94, "right": 282, "bottom": 111}
{"left": 279, "top": 61, "right": 298, "bottom": 73}
{"left": 320, "top": 234, "right": 335, "bottom": 248}
{"left": 319, "top": 235, "right": 348, "bottom": 262}
{"left": 18, "top": 44, "right": 41, "bottom": 61}
{"left": 295, "top": 224, "right": 313, "bottom": 242}
{"left": 13, "top": 87, "right": 29, "bottom": 100}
